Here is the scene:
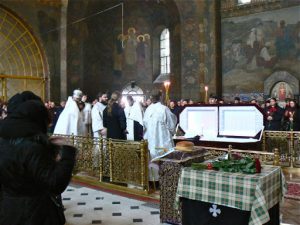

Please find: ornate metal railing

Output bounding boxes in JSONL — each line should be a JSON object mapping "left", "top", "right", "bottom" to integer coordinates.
{"left": 107, "top": 139, "right": 148, "bottom": 190}
{"left": 51, "top": 131, "right": 299, "bottom": 193}
{"left": 52, "top": 134, "right": 149, "bottom": 191}
{"left": 263, "top": 131, "right": 300, "bottom": 168}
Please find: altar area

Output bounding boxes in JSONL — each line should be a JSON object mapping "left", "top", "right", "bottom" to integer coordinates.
{"left": 52, "top": 104, "right": 300, "bottom": 225}
{"left": 51, "top": 132, "right": 300, "bottom": 225}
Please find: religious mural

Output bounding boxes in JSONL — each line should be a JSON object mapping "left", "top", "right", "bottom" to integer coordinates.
{"left": 113, "top": 27, "right": 151, "bottom": 78}
{"left": 271, "top": 82, "right": 293, "bottom": 102}
{"left": 222, "top": 5, "right": 300, "bottom": 98}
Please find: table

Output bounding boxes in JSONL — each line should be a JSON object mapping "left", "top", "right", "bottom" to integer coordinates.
{"left": 154, "top": 148, "right": 207, "bottom": 225}
{"left": 175, "top": 166, "right": 286, "bottom": 225}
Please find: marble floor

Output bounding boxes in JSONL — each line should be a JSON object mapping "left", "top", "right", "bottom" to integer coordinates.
{"left": 63, "top": 183, "right": 161, "bottom": 225}
{"left": 62, "top": 180, "right": 300, "bottom": 225}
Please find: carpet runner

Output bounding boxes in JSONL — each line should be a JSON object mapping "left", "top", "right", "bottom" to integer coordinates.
{"left": 285, "top": 182, "right": 300, "bottom": 200}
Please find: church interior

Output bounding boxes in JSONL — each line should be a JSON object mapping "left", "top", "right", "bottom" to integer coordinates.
{"left": 0, "top": 0, "right": 300, "bottom": 225}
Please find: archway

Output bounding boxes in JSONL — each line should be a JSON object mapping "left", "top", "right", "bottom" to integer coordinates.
{"left": 0, "top": 5, "right": 48, "bottom": 101}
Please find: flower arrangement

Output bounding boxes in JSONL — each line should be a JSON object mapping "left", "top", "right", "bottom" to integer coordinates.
{"left": 192, "top": 154, "right": 261, "bottom": 174}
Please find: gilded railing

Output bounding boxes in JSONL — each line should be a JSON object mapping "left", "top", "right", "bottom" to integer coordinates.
{"left": 51, "top": 131, "right": 299, "bottom": 193}
{"left": 263, "top": 131, "right": 300, "bottom": 168}
{"left": 108, "top": 139, "right": 149, "bottom": 190}
{"left": 51, "top": 134, "right": 149, "bottom": 191}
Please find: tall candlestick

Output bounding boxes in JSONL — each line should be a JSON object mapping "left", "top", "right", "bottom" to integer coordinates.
{"left": 164, "top": 81, "right": 171, "bottom": 105}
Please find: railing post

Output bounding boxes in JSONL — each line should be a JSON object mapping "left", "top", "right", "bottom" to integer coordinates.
{"left": 99, "top": 137, "right": 103, "bottom": 182}
{"left": 71, "top": 133, "right": 75, "bottom": 146}
{"left": 228, "top": 145, "right": 232, "bottom": 159}
{"left": 108, "top": 139, "right": 113, "bottom": 182}
{"left": 273, "top": 148, "right": 280, "bottom": 166}
{"left": 140, "top": 140, "right": 149, "bottom": 192}
{"left": 262, "top": 131, "right": 266, "bottom": 152}
{"left": 290, "top": 131, "right": 294, "bottom": 168}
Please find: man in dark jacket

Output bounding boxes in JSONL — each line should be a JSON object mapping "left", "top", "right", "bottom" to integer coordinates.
{"left": 0, "top": 91, "right": 77, "bottom": 225}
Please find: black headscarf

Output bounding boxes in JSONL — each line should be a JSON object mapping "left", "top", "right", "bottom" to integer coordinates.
{"left": 0, "top": 91, "right": 49, "bottom": 138}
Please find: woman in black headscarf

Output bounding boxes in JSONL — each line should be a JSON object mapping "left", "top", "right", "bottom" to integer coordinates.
{"left": 0, "top": 91, "right": 77, "bottom": 225}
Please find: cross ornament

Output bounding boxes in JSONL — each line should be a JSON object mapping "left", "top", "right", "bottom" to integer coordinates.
{"left": 209, "top": 204, "right": 221, "bottom": 217}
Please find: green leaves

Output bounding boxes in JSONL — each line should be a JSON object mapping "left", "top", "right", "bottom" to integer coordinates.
{"left": 192, "top": 157, "right": 260, "bottom": 174}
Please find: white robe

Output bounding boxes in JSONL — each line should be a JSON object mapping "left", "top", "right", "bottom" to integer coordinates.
{"left": 54, "top": 96, "right": 84, "bottom": 136}
{"left": 125, "top": 101, "right": 144, "bottom": 140}
{"left": 91, "top": 102, "right": 106, "bottom": 138}
{"left": 143, "top": 102, "right": 177, "bottom": 180}
{"left": 82, "top": 102, "right": 92, "bottom": 136}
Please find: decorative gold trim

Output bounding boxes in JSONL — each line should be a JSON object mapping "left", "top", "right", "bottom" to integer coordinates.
{"left": 0, "top": 74, "right": 46, "bottom": 80}
{"left": 72, "top": 175, "right": 156, "bottom": 199}
{"left": 221, "top": 0, "right": 299, "bottom": 18}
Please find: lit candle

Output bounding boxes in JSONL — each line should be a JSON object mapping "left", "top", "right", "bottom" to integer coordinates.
{"left": 164, "top": 81, "right": 171, "bottom": 105}
{"left": 204, "top": 85, "right": 208, "bottom": 103}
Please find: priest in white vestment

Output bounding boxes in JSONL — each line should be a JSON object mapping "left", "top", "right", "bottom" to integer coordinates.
{"left": 91, "top": 92, "right": 108, "bottom": 168}
{"left": 143, "top": 91, "right": 177, "bottom": 181}
{"left": 124, "top": 96, "right": 144, "bottom": 141}
{"left": 91, "top": 92, "right": 108, "bottom": 138}
{"left": 53, "top": 89, "right": 85, "bottom": 136}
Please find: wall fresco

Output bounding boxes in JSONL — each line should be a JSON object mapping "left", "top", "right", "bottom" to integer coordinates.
{"left": 222, "top": 5, "right": 300, "bottom": 99}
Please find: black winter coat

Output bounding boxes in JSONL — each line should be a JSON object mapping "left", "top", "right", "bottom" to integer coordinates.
{"left": 103, "top": 102, "right": 127, "bottom": 140}
{"left": 0, "top": 97, "right": 76, "bottom": 225}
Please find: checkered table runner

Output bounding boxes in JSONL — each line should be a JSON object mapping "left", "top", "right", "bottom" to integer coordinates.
{"left": 175, "top": 166, "right": 285, "bottom": 225}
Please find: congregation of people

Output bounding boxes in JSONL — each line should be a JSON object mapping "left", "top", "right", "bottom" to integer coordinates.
{"left": 1, "top": 90, "right": 299, "bottom": 184}
{"left": 0, "top": 89, "right": 299, "bottom": 225}
{"left": 32, "top": 90, "right": 300, "bottom": 180}
{"left": 2, "top": 90, "right": 299, "bottom": 138}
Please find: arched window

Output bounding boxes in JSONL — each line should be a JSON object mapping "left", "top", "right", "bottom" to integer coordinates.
{"left": 121, "top": 82, "right": 145, "bottom": 106}
{"left": 160, "top": 28, "right": 170, "bottom": 75}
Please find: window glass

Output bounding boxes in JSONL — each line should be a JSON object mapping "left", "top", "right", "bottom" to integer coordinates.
{"left": 160, "top": 28, "right": 170, "bottom": 74}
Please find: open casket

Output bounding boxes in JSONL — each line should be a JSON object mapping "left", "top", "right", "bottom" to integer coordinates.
{"left": 176, "top": 104, "right": 264, "bottom": 148}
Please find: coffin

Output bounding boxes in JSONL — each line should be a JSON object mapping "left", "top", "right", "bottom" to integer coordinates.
{"left": 177, "top": 104, "right": 264, "bottom": 143}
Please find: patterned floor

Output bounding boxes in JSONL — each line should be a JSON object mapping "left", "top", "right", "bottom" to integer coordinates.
{"left": 63, "top": 183, "right": 163, "bottom": 225}
{"left": 62, "top": 182, "right": 300, "bottom": 225}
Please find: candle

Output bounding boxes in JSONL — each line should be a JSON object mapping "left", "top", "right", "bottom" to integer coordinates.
{"left": 204, "top": 85, "right": 208, "bottom": 103}
{"left": 164, "top": 81, "right": 171, "bottom": 105}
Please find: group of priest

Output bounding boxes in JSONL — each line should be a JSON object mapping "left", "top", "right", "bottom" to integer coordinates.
{"left": 53, "top": 89, "right": 177, "bottom": 181}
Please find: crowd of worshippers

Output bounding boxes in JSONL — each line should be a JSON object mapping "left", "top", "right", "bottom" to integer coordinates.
{"left": 1, "top": 90, "right": 298, "bottom": 187}
{"left": 2, "top": 91, "right": 299, "bottom": 133}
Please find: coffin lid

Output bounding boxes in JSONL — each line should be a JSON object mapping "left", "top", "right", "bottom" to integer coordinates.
{"left": 179, "top": 104, "right": 264, "bottom": 142}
